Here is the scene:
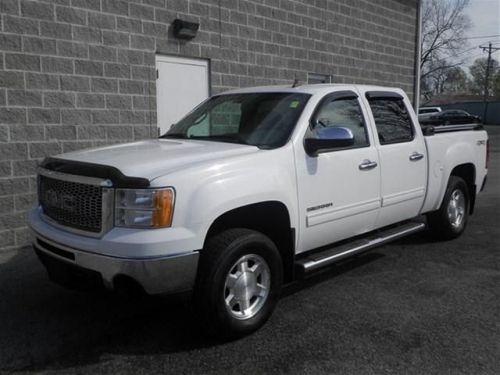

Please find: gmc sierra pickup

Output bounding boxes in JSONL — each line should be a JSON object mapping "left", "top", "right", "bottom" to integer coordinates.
{"left": 29, "top": 84, "right": 489, "bottom": 338}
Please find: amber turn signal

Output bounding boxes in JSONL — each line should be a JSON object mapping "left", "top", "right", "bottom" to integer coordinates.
{"left": 152, "top": 189, "right": 174, "bottom": 227}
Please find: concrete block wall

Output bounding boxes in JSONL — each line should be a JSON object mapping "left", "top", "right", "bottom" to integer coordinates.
{"left": 0, "top": 0, "right": 417, "bottom": 252}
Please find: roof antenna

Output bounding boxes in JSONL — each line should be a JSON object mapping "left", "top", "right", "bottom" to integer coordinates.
{"left": 292, "top": 75, "right": 300, "bottom": 88}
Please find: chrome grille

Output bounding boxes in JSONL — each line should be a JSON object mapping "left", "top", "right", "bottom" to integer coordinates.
{"left": 39, "top": 175, "right": 103, "bottom": 233}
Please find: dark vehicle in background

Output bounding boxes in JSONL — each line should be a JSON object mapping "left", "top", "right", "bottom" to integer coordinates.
{"left": 418, "top": 106, "right": 442, "bottom": 115}
{"left": 418, "top": 106, "right": 442, "bottom": 123}
{"left": 421, "top": 109, "right": 481, "bottom": 126}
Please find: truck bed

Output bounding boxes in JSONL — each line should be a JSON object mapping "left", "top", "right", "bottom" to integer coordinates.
{"left": 421, "top": 123, "right": 484, "bottom": 135}
{"left": 420, "top": 124, "right": 488, "bottom": 214}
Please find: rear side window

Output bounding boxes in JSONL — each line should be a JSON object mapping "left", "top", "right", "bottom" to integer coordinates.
{"left": 367, "top": 98, "right": 414, "bottom": 145}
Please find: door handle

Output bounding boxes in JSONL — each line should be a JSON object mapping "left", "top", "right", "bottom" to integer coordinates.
{"left": 359, "top": 160, "right": 378, "bottom": 170}
{"left": 409, "top": 152, "right": 424, "bottom": 161}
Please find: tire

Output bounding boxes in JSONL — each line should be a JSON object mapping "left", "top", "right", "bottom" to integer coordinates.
{"left": 194, "top": 228, "right": 283, "bottom": 339}
{"left": 427, "top": 176, "right": 469, "bottom": 240}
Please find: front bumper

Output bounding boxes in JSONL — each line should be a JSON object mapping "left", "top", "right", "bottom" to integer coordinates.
{"left": 33, "top": 232, "right": 199, "bottom": 295}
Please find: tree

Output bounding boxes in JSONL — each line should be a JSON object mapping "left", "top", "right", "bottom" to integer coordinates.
{"left": 421, "top": 58, "right": 451, "bottom": 99}
{"left": 421, "top": 60, "right": 468, "bottom": 99}
{"left": 494, "top": 71, "right": 500, "bottom": 98}
{"left": 420, "top": 0, "right": 471, "bottom": 97}
{"left": 469, "top": 57, "right": 499, "bottom": 96}
{"left": 443, "top": 66, "right": 468, "bottom": 93}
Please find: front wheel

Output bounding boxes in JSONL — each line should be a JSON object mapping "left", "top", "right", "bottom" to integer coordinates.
{"left": 194, "top": 228, "right": 283, "bottom": 339}
{"left": 427, "top": 176, "right": 469, "bottom": 240}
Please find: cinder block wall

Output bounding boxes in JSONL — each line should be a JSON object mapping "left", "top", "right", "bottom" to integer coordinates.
{"left": 0, "top": 0, "right": 417, "bottom": 252}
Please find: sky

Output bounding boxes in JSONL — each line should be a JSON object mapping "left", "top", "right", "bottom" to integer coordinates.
{"left": 461, "top": 0, "right": 500, "bottom": 66}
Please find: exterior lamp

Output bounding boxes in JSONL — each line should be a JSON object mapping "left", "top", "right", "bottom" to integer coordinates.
{"left": 172, "top": 19, "right": 199, "bottom": 40}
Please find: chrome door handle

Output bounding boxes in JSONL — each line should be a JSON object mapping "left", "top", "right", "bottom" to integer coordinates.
{"left": 409, "top": 152, "right": 424, "bottom": 161}
{"left": 359, "top": 160, "right": 378, "bottom": 170}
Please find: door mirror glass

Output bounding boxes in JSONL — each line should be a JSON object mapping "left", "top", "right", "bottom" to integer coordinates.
{"left": 305, "top": 127, "right": 354, "bottom": 156}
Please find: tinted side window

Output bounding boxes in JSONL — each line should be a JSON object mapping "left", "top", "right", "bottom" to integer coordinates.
{"left": 312, "top": 97, "right": 369, "bottom": 148}
{"left": 368, "top": 98, "right": 414, "bottom": 144}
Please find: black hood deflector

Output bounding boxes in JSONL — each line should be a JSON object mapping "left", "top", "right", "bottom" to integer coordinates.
{"left": 41, "top": 157, "right": 150, "bottom": 188}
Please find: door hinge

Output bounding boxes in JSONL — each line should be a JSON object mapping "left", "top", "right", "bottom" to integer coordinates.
{"left": 156, "top": 69, "right": 159, "bottom": 79}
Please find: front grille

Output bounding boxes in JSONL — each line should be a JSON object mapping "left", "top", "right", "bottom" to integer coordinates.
{"left": 39, "top": 175, "right": 103, "bottom": 233}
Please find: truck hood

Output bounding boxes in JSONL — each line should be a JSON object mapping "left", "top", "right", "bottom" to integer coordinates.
{"left": 55, "top": 139, "right": 259, "bottom": 181}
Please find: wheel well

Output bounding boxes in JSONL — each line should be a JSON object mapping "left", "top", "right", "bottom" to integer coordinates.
{"left": 450, "top": 163, "right": 476, "bottom": 214}
{"left": 205, "top": 201, "right": 295, "bottom": 282}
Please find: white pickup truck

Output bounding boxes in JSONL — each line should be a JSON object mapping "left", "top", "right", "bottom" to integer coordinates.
{"left": 29, "top": 84, "right": 489, "bottom": 338}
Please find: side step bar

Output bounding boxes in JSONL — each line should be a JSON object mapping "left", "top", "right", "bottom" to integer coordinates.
{"left": 296, "top": 221, "right": 426, "bottom": 274}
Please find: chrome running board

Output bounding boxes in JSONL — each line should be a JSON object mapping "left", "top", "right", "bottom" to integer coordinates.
{"left": 296, "top": 221, "right": 426, "bottom": 274}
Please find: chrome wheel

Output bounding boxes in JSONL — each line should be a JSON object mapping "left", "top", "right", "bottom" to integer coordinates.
{"left": 447, "top": 189, "right": 466, "bottom": 229}
{"left": 427, "top": 176, "right": 469, "bottom": 240}
{"left": 224, "top": 254, "right": 271, "bottom": 320}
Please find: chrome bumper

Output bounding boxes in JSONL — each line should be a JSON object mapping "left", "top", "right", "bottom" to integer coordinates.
{"left": 33, "top": 232, "right": 199, "bottom": 295}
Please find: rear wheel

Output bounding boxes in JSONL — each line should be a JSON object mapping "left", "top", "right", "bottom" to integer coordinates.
{"left": 427, "top": 176, "right": 469, "bottom": 240}
{"left": 195, "top": 228, "right": 283, "bottom": 339}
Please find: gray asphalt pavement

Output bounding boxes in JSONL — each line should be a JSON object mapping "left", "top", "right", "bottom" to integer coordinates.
{"left": 1, "top": 126, "right": 499, "bottom": 375}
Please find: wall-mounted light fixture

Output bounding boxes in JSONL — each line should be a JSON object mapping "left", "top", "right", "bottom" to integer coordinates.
{"left": 172, "top": 19, "right": 199, "bottom": 40}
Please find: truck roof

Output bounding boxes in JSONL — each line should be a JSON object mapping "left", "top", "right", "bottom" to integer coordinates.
{"left": 222, "top": 84, "right": 404, "bottom": 96}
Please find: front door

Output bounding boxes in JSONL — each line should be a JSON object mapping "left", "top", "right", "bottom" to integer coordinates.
{"left": 295, "top": 91, "right": 381, "bottom": 253}
{"left": 156, "top": 55, "right": 210, "bottom": 135}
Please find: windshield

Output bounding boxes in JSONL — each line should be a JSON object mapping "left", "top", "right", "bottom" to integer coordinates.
{"left": 161, "top": 92, "right": 311, "bottom": 149}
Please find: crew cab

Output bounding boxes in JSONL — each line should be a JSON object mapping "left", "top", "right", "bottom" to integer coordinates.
{"left": 29, "top": 84, "right": 488, "bottom": 338}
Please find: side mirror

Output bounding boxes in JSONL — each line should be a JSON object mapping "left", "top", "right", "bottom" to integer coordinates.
{"left": 304, "top": 127, "right": 354, "bottom": 156}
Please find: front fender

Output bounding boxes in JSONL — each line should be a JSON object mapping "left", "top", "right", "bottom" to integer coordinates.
{"left": 192, "top": 169, "right": 295, "bottom": 222}
{"left": 151, "top": 146, "right": 298, "bottom": 249}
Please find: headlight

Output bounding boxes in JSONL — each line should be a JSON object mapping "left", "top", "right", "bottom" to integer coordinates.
{"left": 115, "top": 188, "right": 174, "bottom": 228}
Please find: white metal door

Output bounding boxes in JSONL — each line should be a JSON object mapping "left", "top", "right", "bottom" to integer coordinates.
{"left": 295, "top": 92, "right": 381, "bottom": 253}
{"left": 375, "top": 141, "right": 427, "bottom": 226}
{"left": 361, "top": 92, "right": 427, "bottom": 228}
{"left": 296, "top": 147, "right": 381, "bottom": 252}
{"left": 156, "top": 55, "right": 209, "bottom": 135}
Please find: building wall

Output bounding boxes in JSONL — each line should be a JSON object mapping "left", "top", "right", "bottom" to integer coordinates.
{"left": 0, "top": 0, "right": 418, "bottom": 252}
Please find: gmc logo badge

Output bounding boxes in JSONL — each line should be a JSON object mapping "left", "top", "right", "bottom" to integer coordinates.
{"left": 45, "top": 189, "right": 76, "bottom": 211}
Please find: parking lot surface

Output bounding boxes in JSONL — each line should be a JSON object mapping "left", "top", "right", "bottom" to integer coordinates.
{"left": 1, "top": 126, "right": 499, "bottom": 375}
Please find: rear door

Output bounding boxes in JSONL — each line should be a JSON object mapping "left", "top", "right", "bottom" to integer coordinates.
{"left": 362, "top": 91, "right": 427, "bottom": 228}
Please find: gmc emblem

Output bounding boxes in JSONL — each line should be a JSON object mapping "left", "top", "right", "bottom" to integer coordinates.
{"left": 45, "top": 189, "right": 76, "bottom": 211}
